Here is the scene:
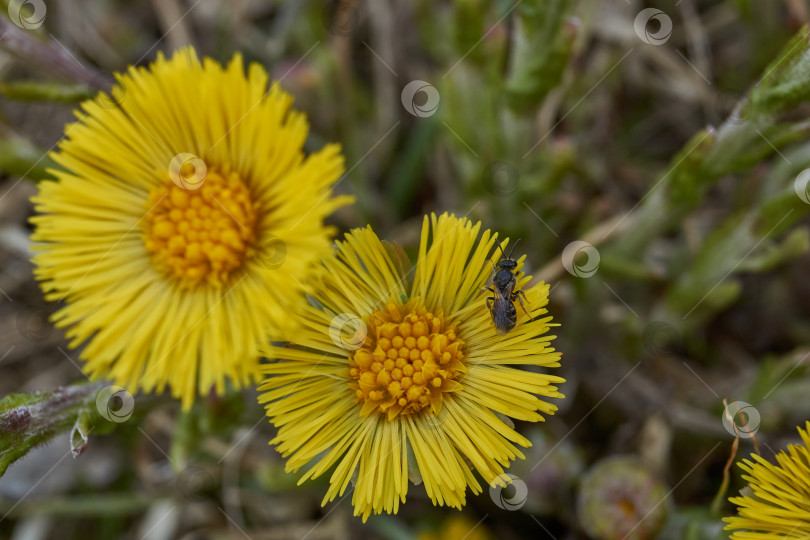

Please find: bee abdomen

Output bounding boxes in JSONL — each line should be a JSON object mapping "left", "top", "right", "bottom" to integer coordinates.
{"left": 493, "top": 302, "right": 517, "bottom": 335}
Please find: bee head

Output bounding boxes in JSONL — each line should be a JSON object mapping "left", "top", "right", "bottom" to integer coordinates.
{"left": 493, "top": 238, "right": 521, "bottom": 270}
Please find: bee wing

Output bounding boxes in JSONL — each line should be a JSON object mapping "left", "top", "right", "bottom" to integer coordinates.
{"left": 500, "top": 279, "right": 515, "bottom": 298}
{"left": 491, "top": 293, "right": 516, "bottom": 335}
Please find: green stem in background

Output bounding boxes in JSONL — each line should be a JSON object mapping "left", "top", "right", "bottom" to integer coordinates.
{"left": 0, "top": 81, "right": 96, "bottom": 102}
{"left": 0, "top": 381, "right": 105, "bottom": 475}
{"left": 0, "top": 493, "right": 160, "bottom": 519}
{"left": 169, "top": 407, "right": 198, "bottom": 472}
{"left": 710, "top": 435, "right": 738, "bottom": 517}
{"left": 711, "top": 400, "right": 760, "bottom": 518}
{"left": 386, "top": 116, "right": 439, "bottom": 219}
{"left": 0, "top": 381, "right": 169, "bottom": 478}
{"left": 367, "top": 514, "right": 417, "bottom": 540}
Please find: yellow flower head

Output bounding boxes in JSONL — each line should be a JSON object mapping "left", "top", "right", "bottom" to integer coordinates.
{"left": 30, "top": 47, "right": 351, "bottom": 409}
{"left": 724, "top": 421, "right": 810, "bottom": 538}
{"left": 259, "top": 213, "right": 564, "bottom": 520}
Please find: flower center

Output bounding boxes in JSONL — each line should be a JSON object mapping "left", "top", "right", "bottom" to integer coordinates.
{"left": 348, "top": 299, "right": 465, "bottom": 419}
{"left": 143, "top": 166, "right": 257, "bottom": 288}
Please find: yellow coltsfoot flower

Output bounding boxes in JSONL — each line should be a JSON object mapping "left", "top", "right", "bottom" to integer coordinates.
{"left": 31, "top": 47, "right": 351, "bottom": 409}
{"left": 724, "top": 421, "right": 810, "bottom": 539}
{"left": 259, "top": 212, "right": 564, "bottom": 520}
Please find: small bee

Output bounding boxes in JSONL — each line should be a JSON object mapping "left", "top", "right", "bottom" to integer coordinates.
{"left": 485, "top": 238, "right": 532, "bottom": 335}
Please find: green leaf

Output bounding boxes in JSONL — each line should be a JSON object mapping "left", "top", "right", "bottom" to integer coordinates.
{"left": 452, "top": 0, "right": 491, "bottom": 67}
{"left": 505, "top": 0, "right": 577, "bottom": 111}
{"left": 0, "top": 133, "right": 58, "bottom": 180}
{"left": 738, "top": 227, "right": 809, "bottom": 272}
{"left": 608, "top": 26, "right": 810, "bottom": 260}
{"left": 749, "top": 26, "right": 810, "bottom": 116}
{"left": 748, "top": 349, "right": 810, "bottom": 405}
{"left": 659, "top": 506, "right": 731, "bottom": 540}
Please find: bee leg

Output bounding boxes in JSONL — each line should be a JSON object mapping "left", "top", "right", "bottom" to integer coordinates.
{"left": 481, "top": 285, "right": 495, "bottom": 294}
{"left": 486, "top": 297, "right": 494, "bottom": 314}
{"left": 514, "top": 290, "right": 532, "bottom": 319}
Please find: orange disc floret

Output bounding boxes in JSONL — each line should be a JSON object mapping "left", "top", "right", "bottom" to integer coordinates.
{"left": 348, "top": 298, "right": 465, "bottom": 419}
{"left": 143, "top": 167, "right": 258, "bottom": 288}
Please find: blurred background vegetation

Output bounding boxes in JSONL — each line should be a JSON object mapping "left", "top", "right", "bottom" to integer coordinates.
{"left": 2, "top": 0, "right": 810, "bottom": 538}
